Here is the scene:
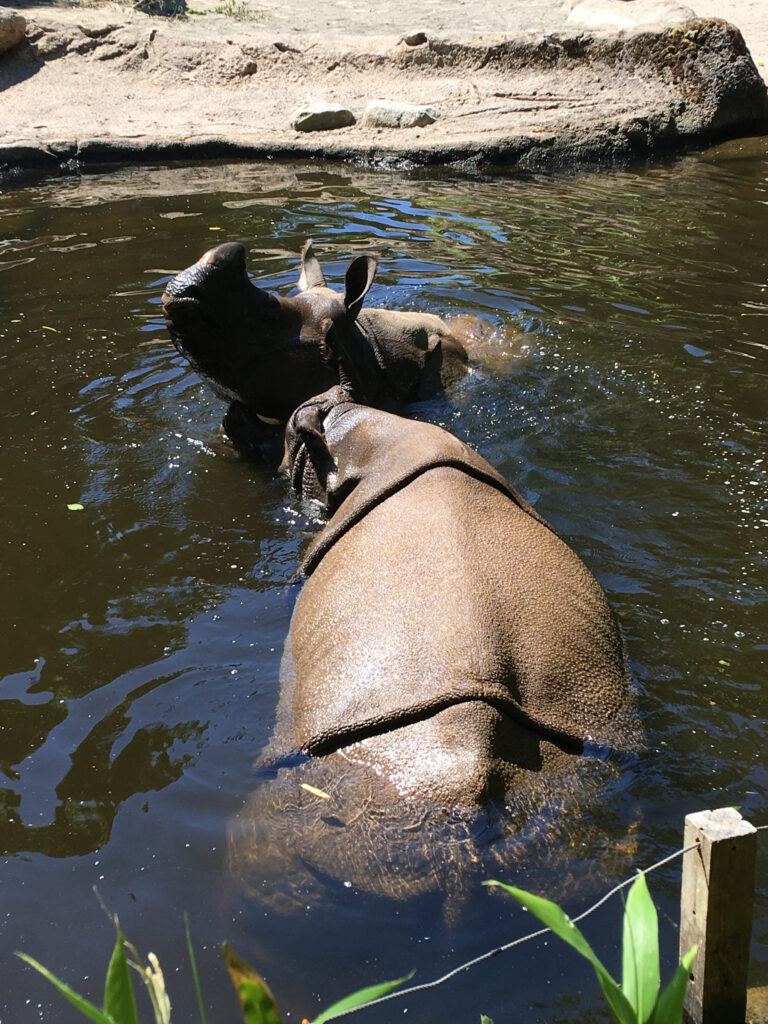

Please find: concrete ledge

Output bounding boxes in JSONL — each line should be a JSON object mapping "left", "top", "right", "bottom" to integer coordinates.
{"left": 1, "top": 10, "right": 766, "bottom": 173}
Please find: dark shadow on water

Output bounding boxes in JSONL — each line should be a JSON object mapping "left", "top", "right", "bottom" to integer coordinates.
{"left": 0, "top": 712, "right": 204, "bottom": 857}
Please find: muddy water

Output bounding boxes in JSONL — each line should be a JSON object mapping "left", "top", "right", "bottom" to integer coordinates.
{"left": 1, "top": 141, "right": 766, "bottom": 1024}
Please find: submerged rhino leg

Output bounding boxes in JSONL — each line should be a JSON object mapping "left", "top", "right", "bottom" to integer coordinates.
{"left": 227, "top": 705, "right": 629, "bottom": 913}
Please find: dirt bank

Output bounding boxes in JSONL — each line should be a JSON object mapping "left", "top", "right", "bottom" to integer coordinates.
{"left": 1, "top": 0, "right": 767, "bottom": 172}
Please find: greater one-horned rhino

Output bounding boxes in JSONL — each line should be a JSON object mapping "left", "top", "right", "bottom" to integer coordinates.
{"left": 162, "top": 240, "right": 471, "bottom": 450}
{"left": 229, "top": 388, "right": 637, "bottom": 908}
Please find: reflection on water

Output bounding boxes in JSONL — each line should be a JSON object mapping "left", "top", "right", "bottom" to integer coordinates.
{"left": 0, "top": 143, "right": 766, "bottom": 1023}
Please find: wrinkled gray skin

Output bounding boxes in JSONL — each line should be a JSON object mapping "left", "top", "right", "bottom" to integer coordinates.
{"left": 161, "top": 239, "right": 470, "bottom": 453}
{"left": 229, "top": 389, "right": 638, "bottom": 908}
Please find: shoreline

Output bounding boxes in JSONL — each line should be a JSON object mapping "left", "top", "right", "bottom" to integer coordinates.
{"left": 1, "top": 0, "right": 767, "bottom": 174}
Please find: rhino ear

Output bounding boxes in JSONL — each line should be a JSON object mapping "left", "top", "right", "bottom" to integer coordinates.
{"left": 288, "top": 402, "right": 336, "bottom": 501}
{"left": 298, "top": 238, "right": 327, "bottom": 291}
{"left": 343, "top": 254, "right": 379, "bottom": 320}
{"left": 293, "top": 403, "right": 327, "bottom": 450}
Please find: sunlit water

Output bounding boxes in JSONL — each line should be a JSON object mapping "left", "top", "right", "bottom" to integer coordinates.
{"left": 1, "top": 141, "right": 766, "bottom": 1024}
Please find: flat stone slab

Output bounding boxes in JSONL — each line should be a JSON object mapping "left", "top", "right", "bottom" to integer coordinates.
{"left": 291, "top": 102, "right": 356, "bottom": 132}
{"left": 363, "top": 99, "right": 439, "bottom": 128}
{"left": 0, "top": 4, "right": 766, "bottom": 173}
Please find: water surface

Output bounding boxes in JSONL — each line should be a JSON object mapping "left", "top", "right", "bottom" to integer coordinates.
{"left": 1, "top": 143, "right": 766, "bottom": 1023}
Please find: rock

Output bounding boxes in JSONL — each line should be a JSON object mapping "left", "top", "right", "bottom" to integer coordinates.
{"left": 362, "top": 99, "right": 439, "bottom": 128}
{"left": 0, "top": 11, "right": 26, "bottom": 55}
{"left": 134, "top": 0, "right": 187, "bottom": 17}
{"left": 566, "top": 0, "right": 695, "bottom": 31}
{"left": 290, "top": 102, "right": 356, "bottom": 132}
{"left": 400, "top": 31, "right": 428, "bottom": 46}
{"left": 78, "top": 24, "right": 120, "bottom": 39}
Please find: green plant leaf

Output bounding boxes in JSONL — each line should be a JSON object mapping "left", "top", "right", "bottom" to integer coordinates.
{"left": 15, "top": 953, "right": 115, "bottom": 1024}
{"left": 312, "top": 970, "right": 416, "bottom": 1024}
{"left": 621, "top": 875, "right": 660, "bottom": 1023}
{"left": 222, "top": 943, "right": 282, "bottom": 1024}
{"left": 103, "top": 925, "right": 138, "bottom": 1024}
{"left": 237, "top": 980, "right": 284, "bottom": 1024}
{"left": 185, "top": 916, "right": 209, "bottom": 1024}
{"left": 480, "top": 1016, "right": 495, "bottom": 1023}
{"left": 485, "top": 882, "right": 637, "bottom": 1024}
{"left": 648, "top": 945, "right": 697, "bottom": 1024}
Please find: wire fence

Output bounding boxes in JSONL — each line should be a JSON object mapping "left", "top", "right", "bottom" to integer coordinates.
{"left": 328, "top": 822, "right": 768, "bottom": 1020}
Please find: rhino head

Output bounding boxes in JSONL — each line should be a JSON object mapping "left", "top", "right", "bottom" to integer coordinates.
{"left": 161, "top": 240, "right": 378, "bottom": 423}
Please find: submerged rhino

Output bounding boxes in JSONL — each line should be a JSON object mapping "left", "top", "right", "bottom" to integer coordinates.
{"left": 162, "top": 239, "right": 471, "bottom": 450}
{"left": 229, "top": 388, "right": 638, "bottom": 908}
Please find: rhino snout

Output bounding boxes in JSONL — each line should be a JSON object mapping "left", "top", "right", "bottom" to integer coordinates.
{"left": 194, "top": 241, "right": 248, "bottom": 275}
{"left": 163, "top": 242, "right": 249, "bottom": 306}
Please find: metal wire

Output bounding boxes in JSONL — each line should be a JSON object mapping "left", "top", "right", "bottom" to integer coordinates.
{"left": 321, "top": 840, "right": 702, "bottom": 1020}
{"left": 318, "top": 821, "right": 768, "bottom": 1020}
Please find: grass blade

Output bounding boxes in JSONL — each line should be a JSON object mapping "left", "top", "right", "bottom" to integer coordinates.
{"left": 621, "top": 875, "right": 660, "bottom": 1023}
{"left": 222, "top": 942, "right": 282, "bottom": 1024}
{"left": 185, "top": 915, "right": 209, "bottom": 1024}
{"left": 16, "top": 953, "right": 115, "bottom": 1024}
{"left": 486, "top": 881, "right": 637, "bottom": 1024}
{"left": 312, "top": 970, "right": 416, "bottom": 1024}
{"left": 648, "top": 946, "right": 698, "bottom": 1024}
{"left": 142, "top": 953, "right": 171, "bottom": 1024}
{"left": 104, "top": 925, "right": 138, "bottom": 1024}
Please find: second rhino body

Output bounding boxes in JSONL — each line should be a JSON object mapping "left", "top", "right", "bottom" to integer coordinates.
{"left": 162, "top": 239, "right": 472, "bottom": 448}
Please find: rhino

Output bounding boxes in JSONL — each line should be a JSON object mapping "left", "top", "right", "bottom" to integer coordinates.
{"left": 228, "top": 388, "right": 638, "bottom": 909}
{"left": 162, "top": 239, "right": 473, "bottom": 454}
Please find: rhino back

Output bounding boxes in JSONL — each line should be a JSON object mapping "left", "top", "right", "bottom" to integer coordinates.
{"left": 355, "top": 308, "right": 468, "bottom": 403}
{"left": 290, "top": 467, "right": 630, "bottom": 759}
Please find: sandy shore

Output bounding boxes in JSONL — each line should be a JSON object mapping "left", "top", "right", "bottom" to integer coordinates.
{"left": 1, "top": 0, "right": 767, "bottom": 172}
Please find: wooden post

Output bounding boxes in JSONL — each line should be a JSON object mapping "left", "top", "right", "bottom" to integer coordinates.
{"left": 679, "top": 807, "right": 757, "bottom": 1024}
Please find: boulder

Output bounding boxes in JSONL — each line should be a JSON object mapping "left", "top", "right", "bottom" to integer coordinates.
{"left": 134, "top": 0, "right": 187, "bottom": 17}
{"left": 565, "top": 0, "right": 695, "bottom": 31}
{"left": 0, "top": 11, "right": 26, "bottom": 55}
{"left": 290, "top": 103, "right": 356, "bottom": 132}
{"left": 362, "top": 99, "right": 439, "bottom": 128}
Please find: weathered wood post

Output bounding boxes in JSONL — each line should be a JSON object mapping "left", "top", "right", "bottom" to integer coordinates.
{"left": 679, "top": 807, "right": 757, "bottom": 1024}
